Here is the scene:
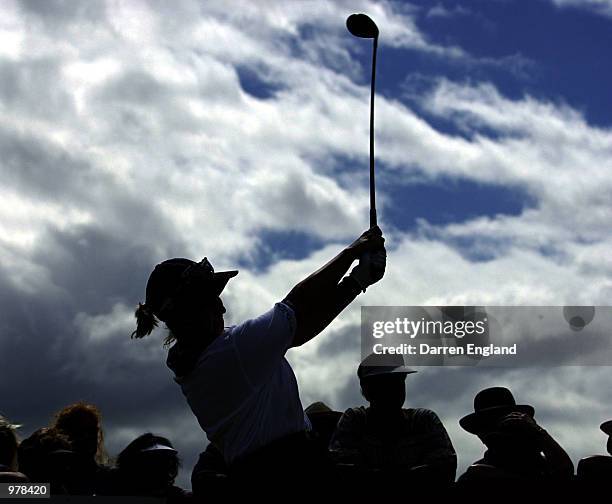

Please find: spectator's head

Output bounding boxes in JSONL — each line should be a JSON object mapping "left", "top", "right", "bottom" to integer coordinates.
{"left": 132, "top": 258, "right": 237, "bottom": 346}
{"left": 117, "top": 433, "right": 180, "bottom": 494}
{"left": 358, "top": 354, "right": 416, "bottom": 411}
{"left": 304, "top": 402, "right": 342, "bottom": 449}
{"left": 17, "top": 428, "right": 72, "bottom": 484}
{"left": 51, "top": 402, "right": 106, "bottom": 464}
{"left": 577, "top": 455, "right": 612, "bottom": 482}
{"left": 0, "top": 415, "right": 20, "bottom": 470}
{"left": 460, "top": 387, "right": 535, "bottom": 447}
{"left": 601, "top": 420, "right": 612, "bottom": 455}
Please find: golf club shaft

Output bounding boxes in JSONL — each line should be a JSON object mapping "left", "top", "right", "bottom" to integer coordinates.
{"left": 369, "top": 36, "right": 378, "bottom": 228}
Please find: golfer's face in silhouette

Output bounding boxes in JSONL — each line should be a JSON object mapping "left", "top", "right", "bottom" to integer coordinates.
{"left": 184, "top": 281, "right": 226, "bottom": 336}
{"left": 204, "top": 296, "right": 225, "bottom": 336}
{"left": 361, "top": 373, "right": 406, "bottom": 411}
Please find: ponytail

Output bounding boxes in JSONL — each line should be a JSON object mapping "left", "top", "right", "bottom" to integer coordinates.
{"left": 130, "top": 303, "right": 159, "bottom": 339}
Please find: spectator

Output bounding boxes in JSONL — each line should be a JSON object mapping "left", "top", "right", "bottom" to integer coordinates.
{"left": 112, "top": 433, "right": 190, "bottom": 500}
{"left": 458, "top": 387, "right": 574, "bottom": 486}
{"left": 576, "top": 419, "right": 612, "bottom": 484}
{"left": 17, "top": 428, "right": 73, "bottom": 493}
{"left": 51, "top": 402, "right": 112, "bottom": 494}
{"left": 305, "top": 402, "right": 342, "bottom": 457}
{"left": 329, "top": 353, "right": 457, "bottom": 486}
{"left": 131, "top": 227, "right": 386, "bottom": 481}
{"left": 303, "top": 402, "right": 342, "bottom": 484}
{"left": 0, "top": 414, "right": 27, "bottom": 483}
{"left": 603, "top": 419, "right": 612, "bottom": 455}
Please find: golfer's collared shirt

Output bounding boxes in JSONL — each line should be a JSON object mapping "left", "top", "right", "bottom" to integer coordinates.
{"left": 172, "top": 302, "right": 308, "bottom": 465}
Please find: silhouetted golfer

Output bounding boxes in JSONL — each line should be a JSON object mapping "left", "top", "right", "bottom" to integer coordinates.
{"left": 458, "top": 387, "right": 574, "bottom": 485}
{"left": 329, "top": 353, "right": 456, "bottom": 486}
{"left": 132, "top": 226, "right": 386, "bottom": 480}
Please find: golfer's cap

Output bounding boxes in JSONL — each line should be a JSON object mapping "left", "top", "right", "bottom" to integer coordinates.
{"left": 601, "top": 420, "right": 612, "bottom": 436}
{"left": 145, "top": 257, "right": 237, "bottom": 318}
{"left": 357, "top": 353, "right": 417, "bottom": 380}
{"left": 140, "top": 443, "right": 177, "bottom": 453}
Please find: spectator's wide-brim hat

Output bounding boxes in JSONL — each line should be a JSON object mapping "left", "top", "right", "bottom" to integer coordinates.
{"left": 304, "top": 402, "right": 339, "bottom": 418}
{"left": 304, "top": 402, "right": 343, "bottom": 434}
{"left": 601, "top": 420, "right": 612, "bottom": 436}
{"left": 460, "top": 387, "right": 534, "bottom": 434}
{"left": 357, "top": 353, "right": 417, "bottom": 380}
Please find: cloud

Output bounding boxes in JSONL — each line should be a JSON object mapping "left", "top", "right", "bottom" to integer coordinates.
{"left": 549, "top": 0, "right": 612, "bottom": 17}
{"left": 417, "top": 80, "right": 612, "bottom": 252}
{"left": 426, "top": 3, "right": 472, "bottom": 19}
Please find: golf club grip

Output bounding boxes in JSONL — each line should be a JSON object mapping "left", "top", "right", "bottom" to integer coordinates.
{"left": 370, "top": 208, "right": 377, "bottom": 228}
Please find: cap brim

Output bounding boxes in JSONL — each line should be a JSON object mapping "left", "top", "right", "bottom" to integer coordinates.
{"left": 360, "top": 366, "right": 417, "bottom": 379}
{"left": 212, "top": 270, "right": 238, "bottom": 295}
{"left": 141, "top": 444, "right": 178, "bottom": 453}
{"left": 460, "top": 404, "right": 535, "bottom": 434}
{"left": 601, "top": 420, "right": 612, "bottom": 435}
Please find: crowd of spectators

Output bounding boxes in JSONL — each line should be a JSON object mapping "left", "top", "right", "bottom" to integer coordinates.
{"left": 2, "top": 374, "right": 611, "bottom": 499}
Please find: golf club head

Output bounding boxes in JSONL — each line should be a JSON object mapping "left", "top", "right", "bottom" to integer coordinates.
{"left": 346, "top": 13, "right": 379, "bottom": 39}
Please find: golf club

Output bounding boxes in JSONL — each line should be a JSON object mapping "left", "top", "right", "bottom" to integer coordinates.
{"left": 346, "top": 13, "right": 379, "bottom": 228}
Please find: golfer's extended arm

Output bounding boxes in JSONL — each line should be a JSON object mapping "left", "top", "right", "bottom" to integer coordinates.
{"left": 285, "top": 247, "right": 361, "bottom": 347}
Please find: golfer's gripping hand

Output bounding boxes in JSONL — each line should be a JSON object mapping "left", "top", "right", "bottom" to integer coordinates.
{"left": 347, "top": 226, "right": 385, "bottom": 256}
{"left": 348, "top": 226, "right": 386, "bottom": 292}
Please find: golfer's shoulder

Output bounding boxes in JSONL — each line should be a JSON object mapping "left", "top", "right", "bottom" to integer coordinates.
{"left": 227, "top": 303, "right": 297, "bottom": 363}
{"left": 236, "top": 302, "right": 296, "bottom": 334}
{"left": 276, "top": 300, "right": 296, "bottom": 330}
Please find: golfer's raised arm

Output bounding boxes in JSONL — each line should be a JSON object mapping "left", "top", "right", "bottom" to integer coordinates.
{"left": 284, "top": 226, "right": 386, "bottom": 347}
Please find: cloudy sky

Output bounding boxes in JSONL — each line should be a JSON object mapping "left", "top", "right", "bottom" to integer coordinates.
{"left": 2, "top": 0, "right": 612, "bottom": 487}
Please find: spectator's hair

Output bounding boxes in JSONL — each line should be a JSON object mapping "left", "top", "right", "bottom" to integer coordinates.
{"left": 17, "top": 428, "right": 71, "bottom": 480}
{"left": 51, "top": 402, "right": 108, "bottom": 465}
{"left": 0, "top": 415, "right": 20, "bottom": 467}
{"left": 117, "top": 433, "right": 180, "bottom": 482}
